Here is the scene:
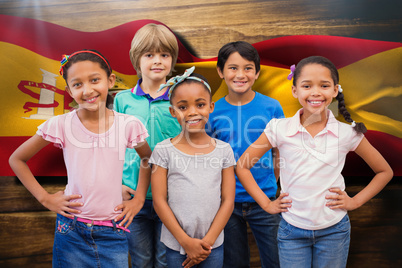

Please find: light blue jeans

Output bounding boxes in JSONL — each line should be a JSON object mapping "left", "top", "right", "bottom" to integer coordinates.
{"left": 277, "top": 214, "right": 351, "bottom": 268}
{"left": 166, "top": 245, "right": 223, "bottom": 268}
{"left": 223, "top": 201, "right": 280, "bottom": 268}
{"left": 52, "top": 214, "right": 128, "bottom": 268}
{"left": 127, "top": 199, "right": 167, "bottom": 268}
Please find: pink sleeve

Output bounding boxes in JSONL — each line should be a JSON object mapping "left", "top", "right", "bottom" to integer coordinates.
{"left": 36, "top": 115, "right": 65, "bottom": 148}
{"left": 126, "top": 117, "right": 149, "bottom": 149}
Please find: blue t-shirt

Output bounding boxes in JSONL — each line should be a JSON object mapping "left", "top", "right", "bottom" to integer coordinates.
{"left": 207, "top": 91, "right": 284, "bottom": 202}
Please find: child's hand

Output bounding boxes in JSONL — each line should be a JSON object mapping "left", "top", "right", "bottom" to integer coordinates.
{"left": 122, "top": 185, "right": 136, "bottom": 201}
{"left": 42, "top": 191, "right": 82, "bottom": 218}
{"left": 325, "top": 188, "right": 358, "bottom": 211}
{"left": 181, "top": 238, "right": 212, "bottom": 268}
{"left": 263, "top": 192, "right": 292, "bottom": 214}
{"left": 114, "top": 197, "right": 144, "bottom": 229}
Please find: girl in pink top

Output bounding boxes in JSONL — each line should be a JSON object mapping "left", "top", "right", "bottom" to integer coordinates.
{"left": 236, "top": 56, "right": 393, "bottom": 268}
{"left": 9, "top": 50, "right": 152, "bottom": 268}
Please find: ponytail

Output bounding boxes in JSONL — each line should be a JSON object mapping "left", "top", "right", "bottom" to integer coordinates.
{"left": 336, "top": 87, "right": 367, "bottom": 134}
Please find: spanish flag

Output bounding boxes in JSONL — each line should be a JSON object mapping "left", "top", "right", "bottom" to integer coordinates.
{"left": 1, "top": 15, "right": 400, "bottom": 176}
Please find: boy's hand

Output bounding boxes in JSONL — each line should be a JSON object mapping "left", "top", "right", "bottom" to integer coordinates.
{"left": 122, "top": 185, "right": 136, "bottom": 201}
{"left": 326, "top": 188, "right": 357, "bottom": 211}
{"left": 263, "top": 192, "right": 292, "bottom": 214}
{"left": 41, "top": 191, "right": 83, "bottom": 218}
{"left": 114, "top": 197, "right": 144, "bottom": 228}
{"left": 182, "top": 238, "right": 212, "bottom": 268}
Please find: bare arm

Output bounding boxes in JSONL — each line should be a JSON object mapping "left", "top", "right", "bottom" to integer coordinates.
{"left": 236, "top": 133, "right": 291, "bottom": 214}
{"left": 9, "top": 134, "right": 82, "bottom": 217}
{"left": 116, "top": 141, "right": 152, "bottom": 227}
{"left": 326, "top": 137, "right": 393, "bottom": 210}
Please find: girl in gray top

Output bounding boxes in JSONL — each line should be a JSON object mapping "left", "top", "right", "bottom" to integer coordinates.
{"left": 150, "top": 67, "right": 236, "bottom": 268}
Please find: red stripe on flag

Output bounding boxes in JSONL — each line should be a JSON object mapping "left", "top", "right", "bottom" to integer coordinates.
{"left": 0, "top": 15, "right": 203, "bottom": 74}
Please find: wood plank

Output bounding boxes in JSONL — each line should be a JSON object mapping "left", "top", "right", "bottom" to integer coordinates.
{"left": 0, "top": 254, "right": 52, "bottom": 268}
{"left": 0, "top": 211, "right": 56, "bottom": 259}
{"left": 0, "top": 176, "right": 66, "bottom": 212}
{"left": 0, "top": 0, "right": 400, "bottom": 58}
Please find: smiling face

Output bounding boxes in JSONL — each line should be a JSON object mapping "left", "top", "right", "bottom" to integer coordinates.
{"left": 169, "top": 82, "right": 214, "bottom": 134}
{"left": 139, "top": 51, "right": 172, "bottom": 84}
{"left": 292, "top": 63, "right": 338, "bottom": 118}
{"left": 65, "top": 60, "right": 115, "bottom": 112}
{"left": 217, "top": 52, "right": 260, "bottom": 97}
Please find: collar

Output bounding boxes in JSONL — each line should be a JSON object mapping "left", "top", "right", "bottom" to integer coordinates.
{"left": 286, "top": 109, "right": 339, "bottom": 137}
{"left": 131, "top": 79, "right": 170, "bottom": 101}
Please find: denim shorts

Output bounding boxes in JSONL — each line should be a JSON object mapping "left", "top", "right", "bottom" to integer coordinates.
{"left": 277, "top": 214, "right": 351, "bottom": 268}
{"left": 52, "top": 214, "right": 128, "bottom": 268}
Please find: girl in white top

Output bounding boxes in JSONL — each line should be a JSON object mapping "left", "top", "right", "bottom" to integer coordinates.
{"left": 236, "top": 56, "right": 393, "bottom": 268}
{"left": 9, "top": 50, "right": 152, "bottom": 267}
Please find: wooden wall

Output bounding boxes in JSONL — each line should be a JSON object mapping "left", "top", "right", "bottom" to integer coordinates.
{"left": 1, "top": 0, "right": 401, "bottom": 267}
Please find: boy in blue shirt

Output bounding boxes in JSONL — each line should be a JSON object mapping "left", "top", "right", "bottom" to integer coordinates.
{"left": 207, "top": 41, "right": 284, "bottom": 268}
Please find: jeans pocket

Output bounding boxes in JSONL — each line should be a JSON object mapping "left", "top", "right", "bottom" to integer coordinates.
{"left": 56, "top": 218, "right": 72, "bottom": 235}
{"left": 277, "top": 219, "right": 295, "bottom": 239}
{"left": 334, "top": 214, "right": 351, "bottom": 232}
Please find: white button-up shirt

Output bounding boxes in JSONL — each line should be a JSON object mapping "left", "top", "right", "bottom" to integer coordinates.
{"left": 264, "top": 109, "right": 364, "bottom": 230}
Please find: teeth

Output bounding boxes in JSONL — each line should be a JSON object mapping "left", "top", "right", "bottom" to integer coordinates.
{"left": 187, "top": 120, "right": 199, "bottom": 124}
{"left": 309, "top": 101, "right": 322, "bottom": 104}
{"left": 87, "top": 96, "right": 97, "bottom": 102}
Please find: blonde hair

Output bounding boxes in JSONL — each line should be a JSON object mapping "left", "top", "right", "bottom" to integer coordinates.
{"left": 129, "top": 23, "right": 179, "bottom": 78}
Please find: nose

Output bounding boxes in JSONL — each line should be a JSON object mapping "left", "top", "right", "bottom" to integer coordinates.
{"left": 310, "top": 86, "right": 321, "bottom": 96}
{"left": 236, "top": 69, "right": 245, "bottom": 78}
{"left": 153, "top": 54, "right": 161, "bottom": 64}
{"left": 83, "top": 83, "right": 93, "bottom": 96}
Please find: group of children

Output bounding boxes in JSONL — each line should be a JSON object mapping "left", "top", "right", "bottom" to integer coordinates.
{"left": 9, "top": 23, "right": 393, "bottom": 268}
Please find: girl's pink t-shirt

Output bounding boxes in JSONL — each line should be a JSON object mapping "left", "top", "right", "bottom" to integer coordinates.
{"left": 37, "top": 110, "right": 148, "bottom": 220}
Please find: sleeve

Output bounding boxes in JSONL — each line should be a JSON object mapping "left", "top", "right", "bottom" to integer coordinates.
{"left": 149, "top": 143, "right": 169, "bottom": 169}
{"left": 36, "top": 115, "right": 65, "bottom": 148}
{"left": 125, "top": 116, "right": 149, "bottom": 148}
{"left": 263, "top": 119, "right": 279, "bottom": 147}
{"left": 222, "top": 144, "right": 236, "bottom": 169}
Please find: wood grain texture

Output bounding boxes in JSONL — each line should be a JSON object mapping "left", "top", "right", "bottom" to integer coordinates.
{"left": 0, "top": 1, "right": 401, "bottom": 267}
{"left": 0, "top": 0, "right": 400, "bottom": 58}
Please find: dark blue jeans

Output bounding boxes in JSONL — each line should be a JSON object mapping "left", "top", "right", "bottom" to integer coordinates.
{"left": 127, "top": 199, "right": 167, "bottom": 268}
{"left": 166, "top": 245, "right": 224, "bottom": 268}
{"left": 52, "top": 214, "right": 128, "bottom": 268}
{"left": 223, "top": 201, "right": 280, "bottom": 268}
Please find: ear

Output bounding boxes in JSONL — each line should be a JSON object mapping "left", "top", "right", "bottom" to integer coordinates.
{"left": 291, "top": 85, "right": 298, "bottom": 98}
{"left": 108, "top": 73, "right": 116, "bottom": 89}
{"left": 169, "top": 105, "right": 177, "bottom": 118}
{"left": 255, "top": 70, "right": 260, "bottom": 80}
{"left": 217, "top": 67, "right": 224, "bottom": 79}
{"left": 209, "top": 101, "right": 215, "bottom": 114}
{"left": 333, "top": 84, "right": 339, "bottom": 98}
{"left": 65, "top": 86, "right": 73, "bottom": 98}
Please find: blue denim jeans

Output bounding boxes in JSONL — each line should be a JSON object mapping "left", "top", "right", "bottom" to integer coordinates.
{"left": 128, "top": 199, "right": 167, "bottom": 268}
{"left": 166, "top": 245, "right": 223, "bottom": 268}
{"left": 277, "top": 214, "right": 351, "bottom": 268}
{"left": 223, "top": 201, "right": 280, "bottom": 268}
{"left": 52, "top": 214, "right": 128, "bottom": 268}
